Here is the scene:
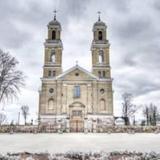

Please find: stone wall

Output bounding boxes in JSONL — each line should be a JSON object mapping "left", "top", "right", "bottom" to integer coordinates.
{"left": 0, "top": 125, "right": 160, "bottom": 133}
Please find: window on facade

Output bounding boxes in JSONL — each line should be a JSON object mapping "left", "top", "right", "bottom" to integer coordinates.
{"left": 53, "top": 71, "right": 56, "bottom": 77}
{"left": 48, "top": 70, "right": 52, "bottom": 77}
{"left": 100, "top": 88, "right": 105, "bottom": 94}
{"left": 50, "top": 50, "right": 56, "bottom": 63}
{"left": 48, "top": 98, "right": 54, "bottom": 110}
{"left": 100, "top": 99, "right": 106, "bottom": 111}
{"left": 75, "top": 72, "right": 79, "bottom": 76}
{"left": 98, "top": 71, "right": 101, "bottom": 78}
{"left": 99, "top": 50, "right": 104, "bottom": 63}
{"left": 98, "top": 31, "right": 103, "bottom": 40}
{"left": 52, "top": 30, "right": 56, "bottom": 40}
{"left": 103, "top": 71, "right": 106, "bottom": 78}
{"left": 74, "top": 85, "right": 80, "bottom": 98}
{"left": 49, "top": 88, "right": 54, "bottom": 93}
{"left": 72, "top": 110, "right": 82, "bottom": 117}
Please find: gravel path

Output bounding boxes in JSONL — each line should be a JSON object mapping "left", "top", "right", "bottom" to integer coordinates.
{"left": 0, "top": 133, "right": 160, "bottom": 153}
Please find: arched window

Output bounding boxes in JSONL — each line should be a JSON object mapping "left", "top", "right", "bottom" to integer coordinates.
{"left": 52, "top": 30, "right": 56, "bottom": 40}
{"left": 98, "top": 31, "right": 103, "bottom": 40}
{"left": 53, "top": 71, "right": 56, "bottom": 77}
{"left": 48, "top": 98, "right": 54, "bottom": 110}
{"left": 100, "top": 99, "right": 106, "bottom": 111}
{"left": 50, "top": 50, "right": 55, "bottom": 63}
{"left": 98, "top": 71, "right": 101, "bottom": 78}
{"left": 48, "top": 70, "right": 52, "bottom": 77}
{"left": 99, "top": 50, "right": 104, "bottom": 63}
{"left": 74, "top": 85, "right": 80, "bottom": 98}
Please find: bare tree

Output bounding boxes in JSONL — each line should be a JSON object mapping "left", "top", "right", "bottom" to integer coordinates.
{"left": 0, "top": 49, "right": 24, "bottom": 106}
{"left": 21, "top": 105, "right": 29, "bottom": 125}
{"left": 143, "top": 105, "right": 149, "bottom": 125}
{"left": 121, "top": 92, "right": 137, "bottom": 125}
{"left": 0, "top": 112, "right": 6, "bottom": 125}
{"left": 143, "top": 103, "right": 159, "bottom": 126}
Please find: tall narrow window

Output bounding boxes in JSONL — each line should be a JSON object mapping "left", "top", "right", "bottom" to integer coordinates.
{"left": 48, "top": 98, "right": 54, "bottom": 110}
{"left": 99, "top": 50, "right": 104, "bottom": 63}
{"left": 98, "top": 71, "right": 101, "bottom": 78}
{"left": 103, "top": 71, "right": 106, "bottom": 78}
{"left": 98, "top": 31, "right": 103, "bottom": 40}
{"left": 53, "top": 71, "right": 56, "bottom": 77}
{"left": 74, "top": 86, "right": 80, "bottom": 98}
{"left": 50, "top": 50, "right": 55, "bottom": 63}
{"left": 48, "top": 70, "right": 52, "bottom": 77}
{"left": 52, "top": 30, "right": 56, "bottom": 40}
{"left": 100, "top": 99, "right": 106, "bottom": 111}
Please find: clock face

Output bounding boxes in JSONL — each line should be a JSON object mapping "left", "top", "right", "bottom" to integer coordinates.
{"left": 100, "top": 88, "right": 105, "bottom": 94}
{"left": 49, "top": 88, "right": 54, "bottom": 93}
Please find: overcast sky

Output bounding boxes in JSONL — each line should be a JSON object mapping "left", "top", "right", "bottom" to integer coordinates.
{"left": 0, "top": 0, "right": 160, "bottom": 124}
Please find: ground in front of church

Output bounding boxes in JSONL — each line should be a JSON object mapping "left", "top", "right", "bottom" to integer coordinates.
{"left": 0, "top": 133, "right": 160, "bottom": 153}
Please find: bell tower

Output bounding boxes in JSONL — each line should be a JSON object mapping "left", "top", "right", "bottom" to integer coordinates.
{"left": 91, "top": 12, "right": 111, "bottom": 79}
{"left": 43, "top": 10, "right": 63, "bottom": 78}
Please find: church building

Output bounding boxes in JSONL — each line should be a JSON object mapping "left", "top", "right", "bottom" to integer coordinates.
{"left": 38, "top": 12, "right": 114, "bottom": 132}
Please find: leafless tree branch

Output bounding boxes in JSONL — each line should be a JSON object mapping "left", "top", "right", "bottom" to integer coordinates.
{"left": 0, "top": 49, "right": 24, "bottom": 107}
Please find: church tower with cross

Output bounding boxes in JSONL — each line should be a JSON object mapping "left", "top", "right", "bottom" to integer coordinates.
{"left": 39, "top": 11, "right": 114, "bottom": 132}
{"left": 43, "top": 10, "right": 63, "bottom": 79}
{"left": 91, "top": 11, "right": 111, "bottom": 79}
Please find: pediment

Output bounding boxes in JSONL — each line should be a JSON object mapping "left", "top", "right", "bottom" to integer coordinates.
{"left": 56, "top": 65, "right": 98, "bottom": 81}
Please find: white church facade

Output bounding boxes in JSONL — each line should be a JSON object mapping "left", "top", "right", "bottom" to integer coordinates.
{"left": 38, "top": 12, "right": 114, "bottom": 132}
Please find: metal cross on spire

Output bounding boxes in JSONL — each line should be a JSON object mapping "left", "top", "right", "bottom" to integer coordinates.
{"left": 76, "top": 60, "right": 78, "bottom": 66}
{"left": 53, "top": 10, "right": 57, "bottom": 20}
{"left": 97, "top": 11, "right": 101, "bottom": 21}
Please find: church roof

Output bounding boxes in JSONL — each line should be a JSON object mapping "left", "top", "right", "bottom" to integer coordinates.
{"left": 48, "top": 19, "right": 61, "bottom": 26}
{"left": 56, "top": 65, "right": 98, "bottom": 80}
{"left": 94, "top": 20, "right": 106, "bottom": 27}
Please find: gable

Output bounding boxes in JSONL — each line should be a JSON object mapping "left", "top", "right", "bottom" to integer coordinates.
{"left": 56, "top": 65, "right": 98, "bottom": 81}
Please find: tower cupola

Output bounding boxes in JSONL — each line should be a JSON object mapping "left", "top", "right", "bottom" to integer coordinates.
{"left": 92, "top": 12, "right": 107, "bottom": 42}
{"left": 47, "top": 10, "right": 61, "bottom": 40}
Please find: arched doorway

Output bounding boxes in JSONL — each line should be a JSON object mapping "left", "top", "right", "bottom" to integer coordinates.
{"left": 69, "top": 102, "right": 85, "bottom": 132}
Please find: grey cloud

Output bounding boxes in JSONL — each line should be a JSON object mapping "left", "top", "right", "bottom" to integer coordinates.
{"left": 107, "top": 0, "right": 130, "bottom": 13}
{"left": 114, "top": 70, "right": 160, "bottom": 97}
{"left": 115, "top": 17, "right": 152, "bottom": 42}
{"left": 153, "top": 0, "right": 160, "bottom": 12}
{"left": 0, "top": 23, "right": 32, "bottom": 49}
{"left": 0, "top": 0, "right": 160, "bottom": 120}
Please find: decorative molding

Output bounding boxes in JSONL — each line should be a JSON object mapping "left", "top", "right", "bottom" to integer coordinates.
{"left": 56, "top": 65, "right": 99, "bottom": 80}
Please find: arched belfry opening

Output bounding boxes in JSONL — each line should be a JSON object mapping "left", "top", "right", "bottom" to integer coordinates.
{"left": 52, "top": 30, "right": 56, "bottom": 40}
{"left": 98, "top": 31, "right": 103, "bottom": 40}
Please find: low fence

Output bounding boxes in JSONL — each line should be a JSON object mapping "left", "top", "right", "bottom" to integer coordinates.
{"left": 0, "top": 125, "right": 160, "bottom": 133}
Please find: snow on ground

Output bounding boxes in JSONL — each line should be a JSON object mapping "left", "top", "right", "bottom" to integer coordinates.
{"left": 0, "top": 133, "right": 160, "bottom": 153}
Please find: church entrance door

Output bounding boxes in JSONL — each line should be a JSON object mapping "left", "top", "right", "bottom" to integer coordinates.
{"left": 70, "top": 120, "right": 84, "bottom": 132}
{"left": 69, "top": 102, "right": 85, "bottom": 132}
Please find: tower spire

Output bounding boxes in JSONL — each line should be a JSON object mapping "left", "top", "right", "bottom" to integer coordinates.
{"left": 53, "top": 10, "right": 57, "bottom": 21}
{"left": 97, "top": 11, "right": 101, "bottom": 21}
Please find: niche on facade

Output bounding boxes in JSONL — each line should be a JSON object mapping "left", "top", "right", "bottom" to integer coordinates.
{"left": 50, "top": 49, "right": 56, "bottom": 63}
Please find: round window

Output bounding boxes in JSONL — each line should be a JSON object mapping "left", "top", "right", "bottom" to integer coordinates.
{"left": 100, "top": 89, "right": 105, "bottom": 94}
{"left": 75, "top": 73, "right": 79, "bottom": 76}
{"left": 49, "top": 88, "right": 54, "bottom": 93}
